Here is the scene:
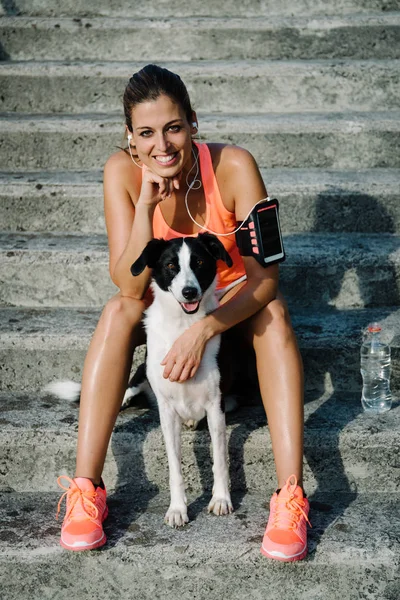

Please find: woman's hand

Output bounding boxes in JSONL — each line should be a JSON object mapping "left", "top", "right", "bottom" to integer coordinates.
{"left": 161, "top": 321, "right": 209, "bottom": 382}
{"left": 137, "top": 167, "right": 181, "bottom": 207}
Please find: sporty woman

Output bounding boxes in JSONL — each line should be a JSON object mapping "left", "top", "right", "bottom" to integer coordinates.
{"left": 56, "top": 64, "right": 310, "bottom": 562}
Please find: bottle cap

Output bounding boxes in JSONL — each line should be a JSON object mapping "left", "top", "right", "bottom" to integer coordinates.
{"left": 368, "top": 322, "right": 381, "bottom": 333}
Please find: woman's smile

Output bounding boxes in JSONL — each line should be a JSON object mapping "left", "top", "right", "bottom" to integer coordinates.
{"left": 153, "top": 151, "right": 180, "bottom": 167}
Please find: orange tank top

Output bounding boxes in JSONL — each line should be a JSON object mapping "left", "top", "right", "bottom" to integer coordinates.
{"left": 150, "top": 142, "right": 246, "bottom": 291}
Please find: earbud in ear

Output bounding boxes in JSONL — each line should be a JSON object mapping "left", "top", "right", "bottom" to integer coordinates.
{"left": 127, "top": 134, "right": 143, "bottom": 169}
{"left": 192, "top": 122, "right": 198, "bottom": 128}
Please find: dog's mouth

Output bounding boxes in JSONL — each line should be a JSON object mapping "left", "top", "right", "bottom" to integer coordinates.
{"left": 180, "top": 301, "right": 200, "bottom": 314}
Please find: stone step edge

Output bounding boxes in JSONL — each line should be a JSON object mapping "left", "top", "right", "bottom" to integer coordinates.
{"left": 1, "top": 168, "right": 399, "bottom": 190}
{"left": 1, "top": 58, "right": 399, "bottom": 75}
{"left": 2, "top": 13, "right": 399, "bottom": 29}
{"left": 2, "top": 395, "right": 399, "bottom": 495}
{"left": 0, "top": 305, "right": 398, "bottom": 348}
{"left": 2, "top": 170, "right": 399, "bottom": 236}
{"left": 1, "top": 390, "right": 399, "bottom": 443}
{"left": 4, "top": 0, "right": 399, "bottom": 18}
{"left": 1, "top": 231, "right": 399, "bottom": 263}
{"left": 1, "top": 111, "right": 399, "bottom": 133}
{"left": 0, "top": 490, "right": 398, "bottom": 570}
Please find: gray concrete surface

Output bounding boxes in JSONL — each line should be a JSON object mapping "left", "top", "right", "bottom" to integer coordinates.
{"left": 2, "top": 0, "right": 398, "bottom": 17}
{"left": 1, "top": 169, "right": 400, "bottom": 234}
{"left": 2, "top": 112, "right": 400, "bottom": 171}
{"left": 1, "top": 60, "right": 399, "bottom": 114}
{"left": 0, "top": 490, "right": 399, "bottom": 599}
{"left": 0, "top": 232, "right": 399, "bottom": 307}
{"left": 1, "top": 391, "right": 400, "bottom": 493}
{"left": 1, "top": 306, "right": 399, "bottom": 392}
{"left": 2, "top": 15, "right": 399, "bottom": 61}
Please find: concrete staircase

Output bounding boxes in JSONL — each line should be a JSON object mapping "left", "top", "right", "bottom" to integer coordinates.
{"left": 1, "top": 1, "right": 399, "bottom": 598}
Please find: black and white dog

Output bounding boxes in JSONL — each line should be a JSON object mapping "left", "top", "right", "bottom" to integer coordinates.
{"left": 45, "top": 233, "right": 234, "bottom": 527}
{"left": 130, "top": 233, "right": 234, "bottom": 527}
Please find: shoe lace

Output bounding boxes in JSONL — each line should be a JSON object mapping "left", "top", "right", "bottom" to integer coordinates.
{"left": 273, "top": 477, "right": 312, "bottom": 531}
{"left": 56, "top": 475, "right": 99, "bottom": 523}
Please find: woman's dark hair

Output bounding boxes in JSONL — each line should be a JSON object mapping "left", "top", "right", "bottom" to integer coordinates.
{"left": 123, "top": 64, "right": 194, "bottom": 131}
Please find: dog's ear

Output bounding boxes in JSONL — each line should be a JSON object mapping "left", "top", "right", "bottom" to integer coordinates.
{"left": 130, "top": 239, "right": 169, "bottom": 276}
{"left": 197, "top": 232, "right": 233, "bottom": 267}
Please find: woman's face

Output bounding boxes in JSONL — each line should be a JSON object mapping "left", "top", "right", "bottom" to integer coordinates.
{"left": 130, "top": 94, "right": 195, "bottom": 178}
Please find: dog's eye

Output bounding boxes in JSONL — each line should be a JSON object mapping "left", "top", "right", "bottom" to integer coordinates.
{"left": 167, "top": 263, "right": 176, "bottom": 270}
{"left": 197, "top": 259, "right": 204, "bottom": 266}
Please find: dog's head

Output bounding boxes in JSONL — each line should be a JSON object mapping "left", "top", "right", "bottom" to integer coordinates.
{"left": 131, "top": 233, "right": 233, "bottom": 314}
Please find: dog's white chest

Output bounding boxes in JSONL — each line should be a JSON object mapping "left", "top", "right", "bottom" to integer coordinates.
{"left": 145, "top": 305, "right": 221, "bottom": 422}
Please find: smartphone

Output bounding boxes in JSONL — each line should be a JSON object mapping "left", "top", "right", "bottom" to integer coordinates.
{"left": 255, "top": 200, "right": 285, "bottom": 265}
{"left": 235, "top": 198, "right": 285, "bottom": 267}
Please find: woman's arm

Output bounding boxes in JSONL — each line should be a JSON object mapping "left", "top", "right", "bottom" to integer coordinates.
{"left": 104, "top": 151, "right": 179, "bottom": 298}
{"left": 203, "top": 261, "right": 279, "bottom": 338}
{"left": 200, "top": 146, "right": 280, "bottom": 334}
{"left": 162, "top": 145, "right": 279, "bottom": 381}
{"left": 161, "top": 259, "right": 278, "bottom": 382}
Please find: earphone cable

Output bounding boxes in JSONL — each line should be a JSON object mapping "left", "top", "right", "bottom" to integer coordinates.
{"left": 185, "top": 147, "right": 270, "bottom": 237}
{"left": 127, "top": 137, "right": 269, "bottom": 235}
{"left": 127, "top": 135, "right": 143, "bottom": 169}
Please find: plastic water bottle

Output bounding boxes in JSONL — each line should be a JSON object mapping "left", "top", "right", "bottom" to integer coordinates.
{"left": 360, "top": 323, "right": 392, "bottom": 414}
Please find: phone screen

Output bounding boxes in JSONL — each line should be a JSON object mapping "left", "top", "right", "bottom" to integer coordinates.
{"left": 257, "top": 204, "right": 284, "bottom": 262}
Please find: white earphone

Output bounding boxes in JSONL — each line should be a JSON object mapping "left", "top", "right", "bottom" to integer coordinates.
{"left": 127, "top": 133, "right": 142, "bottom": 168}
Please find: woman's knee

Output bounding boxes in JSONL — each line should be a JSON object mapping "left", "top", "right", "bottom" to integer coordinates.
{"left": 101, "top": 293, "right": 147, "bottom": 330}
{"left": 251, "top": 297, "right": 293, "bottom": 342}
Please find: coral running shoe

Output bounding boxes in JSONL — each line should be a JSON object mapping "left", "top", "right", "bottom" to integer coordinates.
{"left": 261, "top": 474, "right": 311, "bottom": 562}
{"left": 56, "top": 476, "right": 108, "bottom": 551}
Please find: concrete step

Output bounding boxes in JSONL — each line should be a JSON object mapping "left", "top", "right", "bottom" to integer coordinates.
{"left": 1, "top": 59, "right": 398, "bottom": 114}
{"left": 1, "top": 386, "right": 400, "bottom": 494}
{"left": 1, "top": 169, "right": 400, "bottom": 234}
{"left": 0, "top": 170, "right": 105, "bottom": 234}
{"left": 0, "top": 232, "right": 399, "bottom": 308}
{"left": 2, "top": 15, "right": 399, "bottom": 61}
{"left": 1, "top": 305, "right": 399, "bottom": 392}
{"left": 2, "top": 0, "right": 398, "bottom": 18}
{"left": 0, "top": 490, "right": 398, "bottom": 600}
{"left": 1, "top": 112, "right": 399, "bottom": 170}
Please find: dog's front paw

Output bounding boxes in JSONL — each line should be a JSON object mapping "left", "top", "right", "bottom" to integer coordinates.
{"left": 208, "top": 495, "right": 234, "bottom": 516}
{"left": 164, "top": 506, "right": 189, "bottom": 528}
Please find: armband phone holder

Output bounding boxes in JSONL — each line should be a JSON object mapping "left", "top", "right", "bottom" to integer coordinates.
{"left": 235, "top": 198, "right": 285, "bottom": 267}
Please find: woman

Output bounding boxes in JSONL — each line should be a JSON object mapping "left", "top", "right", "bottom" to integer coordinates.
{"left": 56, "top": 64, "right": 309, "bottom": 562}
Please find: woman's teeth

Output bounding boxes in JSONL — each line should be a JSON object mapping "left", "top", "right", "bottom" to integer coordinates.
{"left": 155, "top": 153, "right": 177, "bottom": 164}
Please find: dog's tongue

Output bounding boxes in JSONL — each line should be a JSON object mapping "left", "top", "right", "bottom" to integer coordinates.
{"left": 181, "top": 301, "right": 199, "bottom": 312}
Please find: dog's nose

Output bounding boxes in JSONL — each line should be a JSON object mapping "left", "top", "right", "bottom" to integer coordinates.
{"left": 182, "top": 286, "right": 198, "bottom": 301}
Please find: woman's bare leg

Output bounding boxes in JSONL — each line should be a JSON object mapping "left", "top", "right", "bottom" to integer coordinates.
{"left": 246, "top": 294, "right": 304, "bottom": 489}
{"left": 75, "top": 293, "right": 147, "bottom": 484}
{"left": 220, "top": 282, "right": 304, "bottom": 490}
